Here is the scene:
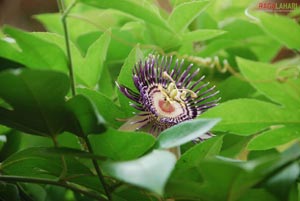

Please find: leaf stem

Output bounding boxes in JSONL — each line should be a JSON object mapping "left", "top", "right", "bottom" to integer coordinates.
{"left": 57, "top": 0, "right": 77, "bottom": 96}
{"left": 84, "top": 136, "right": 112, "bottom": 200}
{"left": 0, "top": 175, "right": 105, "bottom": 200}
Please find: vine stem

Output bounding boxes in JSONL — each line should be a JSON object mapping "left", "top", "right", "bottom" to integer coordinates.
{"left": 57, "top": 0, "right": 77, "bottom": 96}
{"left": 56, "top": 1, "right": 112, "bottom": 200}
{"left": 84, "top": 136, "right": 112, "bottom": 201}
{"left": 0, "top": 175, "right": 105, "bottom": 200}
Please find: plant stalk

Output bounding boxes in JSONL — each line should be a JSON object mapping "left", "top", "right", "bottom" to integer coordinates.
{"left": 56, "top": 1, "right": 111, "bottom": 200}
{"left": 57, "top": 0, "right": 77, "bottom": 96}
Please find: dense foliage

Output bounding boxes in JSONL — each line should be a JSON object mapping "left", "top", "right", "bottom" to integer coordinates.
{"left": 0, "top": 0, "right": 300, "bottom": 200}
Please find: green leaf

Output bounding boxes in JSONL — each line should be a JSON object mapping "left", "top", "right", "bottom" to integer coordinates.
{"left": 0, "top": 69, "right": 69, "bottom": 136}
{"left": 78, "top": 88, "right": 127, "bottom": 128}
{"left": 98, "top": 65, "right": 115, "bottom": 98}
{"left": 19, "top": 183, "right": 46, "bottom": 201}
{"left": 218, "top": 76, "right": 256, "bottom": 102}
{"left": 35, "top": 13, "right": 100, "bottom": 43}
{"left": 182, "top": 29, "right": 226, "bottom": 42}
{"left": 237, "top": 58, "right": 300, "bottom": 109}
{"left": 167, "top": 156, "right": 263, "bottom": 201}
{"left": 28, "top": 32, "right": 98, "bottom": 87}
{"left": 221, "top": 135, "right": 253, "bottom": 158}
{"left": 0, "top": 182, "right": 20, "bottom": 201}
{"left": 34, "top": 14, "right": 63, "bottom": 35}
{"left": 0, "top": 147, "right": 91, "bottom": 178}
{"left": 174, "top": 136, "right": 223, "bottom": 172}
{"left": 65, "top": 94, "right": 106, "bottom": 136}
{"left": 248, "top": 125, "right": 300, "bottom": 150}
{"left": 237, "top": 189, "right": 278, "bottom": 201}
{"left": 78, "top": 0, "right": 171, "bottom": 31}
{"left": 201, "top": 99, "right": 300, "bottom": 135}
{"left": 168, "top": 1, "right": 210, "bottom": 32}
{"left": 0, "top": 130, "right": 21, "bottom": 161}
{"left": 156, "top": 118, "right": 220, "bottom": 149}
{"left": 146, "top": 24, "right": 181, "bottom": 49}
{"left": 0, "top": 147, "right": 104, "bottom": 192}
{"left": 0, "top": 36, "right": 24, "bottom": 68}
{"left": 257, "top": 13, "right": 300, "bottom": 50}
{"left": 2, "top": 27, "right": 68, "bottom": 72}
{"left": 89, "top": 128, "right": 155, "bottom": 160}
{"left": 264, "top": 162, "right": 300, "bottom": 200}
{"left": 75, "top": 30, "right": 111, "bottom": 88}
{"left": 169, "top": 136, "right": 223, "bottom": 182}
{"left": 102, "top": 150, "right": 176, "bottom": 195}
{"left": 117, "top": 46, "right": 143, "bottom": 91}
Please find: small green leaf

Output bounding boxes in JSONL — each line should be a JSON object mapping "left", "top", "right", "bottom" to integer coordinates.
{"left": 156, "top": 118, "right": 220, "bottom": 149}
{"left": 34, "top": 14, "right": 63, "bottom": 35}
{"left": 238, "top": 57, "right": 300, "bottom": 109}
{"left": 75, "top": 30, "right": 111, "bottom": 88}
{"left": 257, "top": 13, "right": 300, "bottom": 50}
{"left": 65, "top": 95, "right": 106, "bottom": 136}
{"left": 168, "top": 1, "right": 210, "bottom": 32}
{"left": 175, "top": 136, "right": 223, "bottom": 171}
{"left": 169, "top": 136, "right": 223, "bottom": 183}
{"left": 0, "top": 69, "right": 69, "bottom": 136}
{"left": 89, "top": 128, "right": 155, "bottom": 160}
{"left": 102, "top": 150, "right": 176, "bottom": 195}
{"left": 117, "top": 46, "right": 144, "bottom": 115}
{"left": 117, "top": 46, "right": 144, "bottom": 91}
{"left": 2, "top": 26, "right": 68, "bottom": 72}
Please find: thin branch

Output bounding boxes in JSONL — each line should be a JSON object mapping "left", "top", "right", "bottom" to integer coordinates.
{"left": 57, "top": 0, "right": 77, "bottom": 96}
{"left": 84, "top": 136, "right": 112, "bottom": 200}
{"left": 0, "top": 175, "right": 105, "bottom": 200}
{"left": 56, "top": 1, "right": 111, "bottom": 200}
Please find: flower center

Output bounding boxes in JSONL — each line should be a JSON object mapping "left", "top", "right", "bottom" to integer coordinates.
{"left": 158, "top": 100, "right": 175, "bottom": 113}
{"left": 152, "top": 92, "right": 183, "bottom": 118}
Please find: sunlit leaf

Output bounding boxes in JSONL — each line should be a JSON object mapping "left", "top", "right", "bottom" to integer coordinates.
{"left": 257, "top": 13, "right": 300, "bottom": 50}
{"left": 2, "top": 27, "right": 68, "bottom": 72}
{"left": 156, "top": 118, "right": 220, "bottom": 149}
{"left": 102, "top": 150, "right": 176, "bottom": 195}
{"left": 238, "top": 58, "right": 300, "bottom": 109}
{"left": 168, "top": 1, "right": 210, "bottom": 32}
{"left": 75, "top": 30, "right": 111, "bottom": 88}
{"left": 248, "top": 125, "right": 300, "bottom": 150}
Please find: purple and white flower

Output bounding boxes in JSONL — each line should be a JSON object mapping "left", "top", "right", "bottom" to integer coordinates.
{"left": 117, "top": 55, "right": 220, "bottom": 139}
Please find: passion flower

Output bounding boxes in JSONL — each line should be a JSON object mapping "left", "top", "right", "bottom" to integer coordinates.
{"left": 117, "top": 55, "right": 220, "bottom": 139}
